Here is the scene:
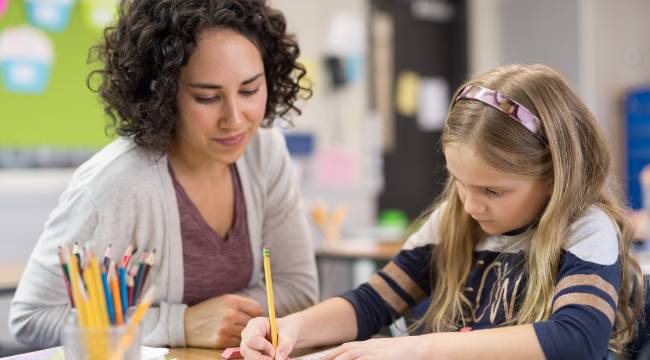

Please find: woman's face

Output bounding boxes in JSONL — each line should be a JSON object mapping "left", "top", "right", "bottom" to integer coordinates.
{"left": 174, "top": 28, "right": 267, "bottom": 165}
{"left": 444, "top": 143, "right": 552, "bottom": 235}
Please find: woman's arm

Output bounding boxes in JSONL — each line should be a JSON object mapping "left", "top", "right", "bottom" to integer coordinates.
{"left": 10, "top": 153, "right": 190, "bottom": 348}
{"left": 236, "top": 129, "right": 318, "bottom": 315}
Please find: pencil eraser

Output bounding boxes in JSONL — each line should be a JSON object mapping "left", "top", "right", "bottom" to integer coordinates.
{"left": 222, "top": 347, "right": 242, "bottom": 359}
{"left": 460, "top": 326, "right": 473, "bottom": 332}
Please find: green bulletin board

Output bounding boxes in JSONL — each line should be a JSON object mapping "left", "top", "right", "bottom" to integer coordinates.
{"left": 0, "top": 0, "right": 113, "bottom": 148}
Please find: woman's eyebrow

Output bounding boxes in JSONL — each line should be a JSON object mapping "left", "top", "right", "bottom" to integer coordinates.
{"left": 186, "top": 72, "right": 264, "bottom": 89}
{"left": 241, "top": 73, "right": 264, "bottom": 85}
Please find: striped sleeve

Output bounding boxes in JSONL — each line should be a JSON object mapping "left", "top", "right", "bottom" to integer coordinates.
{"left": 339, "top": 245, "right": 433, "bottom": 340}
{"left": 533, "top": 207, "right": 621, "bottom": 360}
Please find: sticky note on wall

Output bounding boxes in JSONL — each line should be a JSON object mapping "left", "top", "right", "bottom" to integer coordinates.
{"left": 417, "top": 77, "right": 448, "bottom": 131}
{"left": 315, "top": 148, "right": 360, "bottom": 188}
{"left": 395, "top": 70, "right": 420, "bottom": 117}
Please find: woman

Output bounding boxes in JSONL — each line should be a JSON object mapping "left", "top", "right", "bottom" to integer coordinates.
{"left": 10, "top": 0, "right": 318, "bottom": 349}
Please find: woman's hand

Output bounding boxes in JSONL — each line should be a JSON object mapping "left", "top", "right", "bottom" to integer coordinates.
{"left": 321, "top": 336, "right": 425, "bottom": 360}
{"left": 240, "top": 316, "right": 303, "bottom": 360}
{"left": 184, "top": 294, "right": 264, "bottom": 348}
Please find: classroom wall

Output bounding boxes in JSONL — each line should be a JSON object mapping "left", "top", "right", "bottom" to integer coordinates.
{"left": 269, "top": 0, "right": 381, "bottom": 229}
{"left": 0, "top": 1, "right": 110, "bottom": 148}
{"left": 468, "top": 0, "right": 650, "bottom": 183}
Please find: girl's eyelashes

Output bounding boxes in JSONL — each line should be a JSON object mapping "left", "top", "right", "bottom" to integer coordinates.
{"left": 484, "top": 188, "right": 503, "bottom": 197}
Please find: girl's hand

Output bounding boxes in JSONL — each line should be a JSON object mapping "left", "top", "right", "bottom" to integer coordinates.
{"left": 240, "top": 316, "right": 302, "bottom": 360}
{"left": 184, "top": 294, "right": 264, "bottom": 348}
{"left": 321, "top": 336, "right": 424, "bottom": 360}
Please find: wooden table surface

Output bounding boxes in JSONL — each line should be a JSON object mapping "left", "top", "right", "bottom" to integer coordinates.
{"left": 168, "top": 347, "right": 224, "bottom": 359}
{"left": 314, "top": 240, "right": 403, "bottom": 262}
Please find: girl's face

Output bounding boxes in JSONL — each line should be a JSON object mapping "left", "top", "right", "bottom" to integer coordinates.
{"left": 174, "top": 28, "right": 267, "bottom": 165}
{"left": 444, "top": 143, "right": 552, "bottom": 235}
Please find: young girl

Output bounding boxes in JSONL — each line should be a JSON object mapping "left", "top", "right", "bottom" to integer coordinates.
{"left": 240, "top": 64, "right": 644, "bottom": 360}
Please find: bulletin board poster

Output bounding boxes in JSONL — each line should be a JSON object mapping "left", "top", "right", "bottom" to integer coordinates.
{"left": 0, "top": 0, "right": 115, "bottom": 149}
{"left": 625, "top": 87, "right": 650, "bottom": 210}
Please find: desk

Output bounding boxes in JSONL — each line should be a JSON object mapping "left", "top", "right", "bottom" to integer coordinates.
{"left": 169, "top": 347, "right": 223, "bottom": 359}
{"left": 0, "top": 262, "right": 25, "bottom": 296}
{"left": 314, "top": 240, "right": 403, "bottom": 299}
{"left": 168, "top": 347, "right": 323, "bottom": 359}
{"left": 317, "top": 243, "right": 650, "bottom": 273}
{"left": 315, "top": 240, "right": 403, "bottom": 262}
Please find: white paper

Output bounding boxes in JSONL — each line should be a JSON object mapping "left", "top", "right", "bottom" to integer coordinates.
{"left": 141, "top": 346, "right": 170, "bottom": 360}
{"left": 6, "top": 346, "right": 169, "bottom": 360}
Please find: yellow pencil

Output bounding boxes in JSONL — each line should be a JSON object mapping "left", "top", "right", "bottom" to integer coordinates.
{"left": 263, "top": 248, "right": 278, "bottom": 350}
{"left": 82, "top": 262, "right": 101, "bottom": 329}
{"left": 110, "top": 286, "right": 156, "bottom": 360}
{"left": 89, "top": 253, "right": 110, "bottom": 328}
{"left": 68, "top": 249, "right": 89, "bottom": 328}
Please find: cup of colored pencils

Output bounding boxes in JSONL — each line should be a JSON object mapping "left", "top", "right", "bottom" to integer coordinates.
{"left": 58, "top": 244, "right": 156, "bottom": 360}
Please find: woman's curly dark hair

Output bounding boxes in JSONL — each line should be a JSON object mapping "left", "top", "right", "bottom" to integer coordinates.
{"left": 87, "top": 0, "right": 312, "bottom": 152}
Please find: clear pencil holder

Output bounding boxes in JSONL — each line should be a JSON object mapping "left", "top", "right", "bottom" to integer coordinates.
{"left": 62, "top": 311, "right": 141, "bottom": 360}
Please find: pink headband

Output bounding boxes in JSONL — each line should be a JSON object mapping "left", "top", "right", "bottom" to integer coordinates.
{"left": 454, "top": 85, "right": 546, "bottom": 143}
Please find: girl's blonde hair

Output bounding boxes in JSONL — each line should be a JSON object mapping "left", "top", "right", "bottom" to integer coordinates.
{"left": 419, "top": 64, "right": 643, "bottom": 352}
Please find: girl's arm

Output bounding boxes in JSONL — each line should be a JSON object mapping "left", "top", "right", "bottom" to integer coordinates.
{"left": 419, "top": 325, "right": 545, "bottom": 360}
{"left": 291, "top": 297, "right": 358, "bottom": 348}
{"left": 320, "top": 324, "right": 544, "bottom": 360}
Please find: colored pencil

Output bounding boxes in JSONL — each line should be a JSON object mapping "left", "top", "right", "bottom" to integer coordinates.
{"left": 57, "top": 246, "right": 75, "bottom": 307}
{"left": 101, "top": 271, "right": 116, "bottom": 325}
{"left": 109, "top": 262, "right": 124, "bottom": 325}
